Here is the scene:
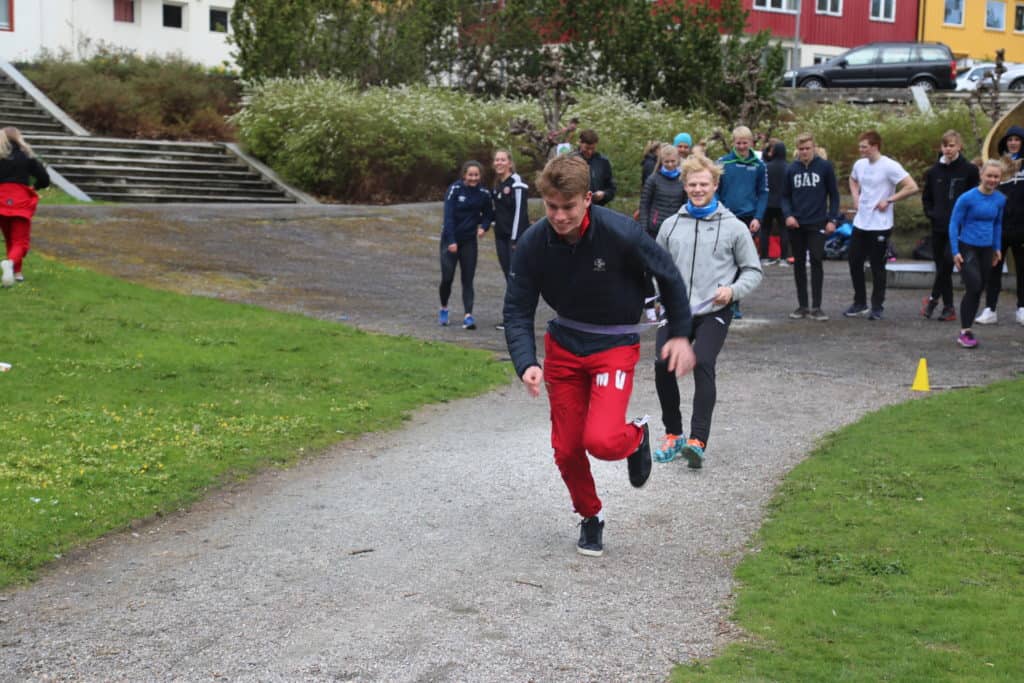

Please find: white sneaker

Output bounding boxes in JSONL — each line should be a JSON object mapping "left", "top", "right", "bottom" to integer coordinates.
{"left": 975, "top": 307, "right": 998, "bottom": 325}
{"left": 1016, "top": 307, "right": 1024, "bottom": 326}
{"left": 1, "top": 260, "right": 13, "bottom": 288}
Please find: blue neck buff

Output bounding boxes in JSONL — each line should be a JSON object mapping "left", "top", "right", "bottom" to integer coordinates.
{"left": 659, "top": 167, "right": 681, "bottom": 179}
{"left": 686, "top": 196, "right": 719, "bottom": 219}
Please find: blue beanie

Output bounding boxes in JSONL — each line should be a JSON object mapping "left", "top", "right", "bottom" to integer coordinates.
{"left": 673, "top": 133, "right": 692, "bottom": 147}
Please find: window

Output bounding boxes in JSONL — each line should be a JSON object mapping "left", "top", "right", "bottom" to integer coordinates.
{"left": 880, "top": 46, "right": 912, "bottom": 64}
{"left": 987, "top": 0, "right": 1006, "bottom": 29}
{"left": 163, "top": 3, "right": 184, "bottom": 29}
{"left": 944, "top": 0, "right": 964, "bottom": 25}
{"left": 816, "top": 0, "right": 841, "bottom": 15}
{"left": 1, "top": 0, "right": 11, "bottom": 31}
{"left": 919, "top": 46, "right": 950, "bottom": 60}
{"left": 114, "top": 0, "right": 134, "bottom": 23}
{"left": 870, "top": 0, "right": 895, "bottom": 21}
{"left": 844, "top": 47, "right": 879, "bottom": 66}
{"left": 1016, "top": 4, "right": 1024, "bottom": 30}
{"left": 754, "top": 0, "right": 798, "bottom": 12}
{"left": 209, "top": 8, "right": 228, "bottom": 32}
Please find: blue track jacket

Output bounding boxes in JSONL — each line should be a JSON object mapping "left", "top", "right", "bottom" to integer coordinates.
{"left": 442, "top": 180, "right": 494, "bottom": 246}
{"left": 717, "top": 150, "right": 768, "bottom": 221}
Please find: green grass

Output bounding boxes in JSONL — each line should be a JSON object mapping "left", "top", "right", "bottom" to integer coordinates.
{"left": 673, "top": 379, "right": 1024, "bottom": 682}
{"left": 0, "top": 257, "right": 511, "bottom": 587}
{"left": 36, "top": 186, "right": 103, "bottom": 205}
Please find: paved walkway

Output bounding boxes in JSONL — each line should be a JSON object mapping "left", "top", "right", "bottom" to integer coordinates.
{"left": 2, "top": 204, "right": 1023, "bottom": 681}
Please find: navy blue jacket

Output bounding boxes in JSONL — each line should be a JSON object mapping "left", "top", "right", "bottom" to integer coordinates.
{"left": 503, "top": 205, "right": 692, "bottom": 378}
{"left": 442, "top": 180, "right": 494, "bottom": 246}
{"left": 997, "top": 126, "right": 1024, "bottom": 242}
{"left": 765, "top": 142, "right": 788, "bottom": 210}
{"left": 491, "top": 173, "right": 530, "bottom": 241}
{"left": 781, "top": 156, "right": 841, "bottom": 226}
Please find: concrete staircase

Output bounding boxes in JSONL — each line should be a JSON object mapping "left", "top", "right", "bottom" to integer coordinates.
{"left": 0, "top": 73, "right": 74, "bottom": 136}
{"left": 0, "top": 63, "right": 314, "bottom": 204}
{"left": 29, "top": 135, "right": 302, "bottom": 204}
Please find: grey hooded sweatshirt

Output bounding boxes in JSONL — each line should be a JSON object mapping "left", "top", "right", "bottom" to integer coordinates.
{"left": 656, "top": 202, "right": 763, "bottom": 314}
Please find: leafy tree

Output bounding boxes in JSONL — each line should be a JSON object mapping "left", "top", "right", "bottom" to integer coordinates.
{"left": 556, "top": 0, "right": 784, "bottom": 127}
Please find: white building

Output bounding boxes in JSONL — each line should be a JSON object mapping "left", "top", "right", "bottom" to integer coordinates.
{"left": 0, "top": 0, "right": 236, "bottom": 67}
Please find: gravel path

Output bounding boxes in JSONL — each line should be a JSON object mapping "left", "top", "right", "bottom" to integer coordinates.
{"left": 2, "top": 204, "right": 1023, "bottom": 682}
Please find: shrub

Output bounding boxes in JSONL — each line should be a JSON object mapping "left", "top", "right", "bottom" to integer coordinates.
{"left": 233, "top": 78, "right": 539, "bottom": 201}
{"left": 20, "top": 50, "right": 241, "bottom": 140}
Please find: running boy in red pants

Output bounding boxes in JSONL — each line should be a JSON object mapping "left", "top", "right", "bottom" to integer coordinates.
{"left": 503, "top": 155, "right": 696, "bottom": 557}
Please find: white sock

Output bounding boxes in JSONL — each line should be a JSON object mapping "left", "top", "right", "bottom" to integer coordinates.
{"left": 596, "top": 510, "right": 605, "bottom": 523}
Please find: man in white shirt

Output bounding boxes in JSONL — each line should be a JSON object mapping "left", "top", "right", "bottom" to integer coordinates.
{"left": 843, "top": 130, "right": 919, "bottom": 320}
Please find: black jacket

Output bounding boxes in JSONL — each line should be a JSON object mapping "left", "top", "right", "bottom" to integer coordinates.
{"left": 575, "top": 150, "right": 616, "bottom": 205}
{"left": 781, "top": 155, "right": 841, "bottom": 226}
{"left": 638, "top": 170, "right": 686, "bottom": 237}
{"left": 998, "top": 126, "right": 1024, "bottom": 242}
{"left": 503, "top": 205, "right": 691, "bottom": 377}
{"left": 764, "top": 142, "right": 788, "bottom": 210}
{"left": 922, "top": 153, "right": 980, "bottom": 232}
{"left": 491, "top": 173, "right": 530, "bottom": 241}
{"left": 640, "top": 152, "right": 658, "bottom": 189}
{"left": 0, "top": 148, "right": 50, "bottom": 189}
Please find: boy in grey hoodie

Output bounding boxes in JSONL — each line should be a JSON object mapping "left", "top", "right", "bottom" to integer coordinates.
{"left": 653, "top": 155, "right": 762, "bottom": 468}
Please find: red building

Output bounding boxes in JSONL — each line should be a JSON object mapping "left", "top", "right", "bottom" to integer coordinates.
{"left": 739, "top": 0, "right": 921, "bottom": 67}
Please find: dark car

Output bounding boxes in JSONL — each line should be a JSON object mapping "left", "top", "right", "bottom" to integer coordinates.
{"left": 783, "top": 42, "right": 957, "bottom": 91}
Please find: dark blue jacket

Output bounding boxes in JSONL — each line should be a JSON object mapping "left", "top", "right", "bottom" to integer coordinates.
{"left": 0, "top": 148, "right": 50, "bottom": 189}
{"left": 781, "top": 155, "right": 841, "bottom": 226}
{"left": 442, "top": 180, "right": 494, "bottom": 246}
{"left": 997, "top": 125, "right": 1024, "bottom": 242}
{"left": 503, "top": 205, "right": 691, "bottom": 378}
{"left": 575, "top": 151, "right": 617, "bottom": 205}
{"left": 765, "top": 141, "right": 788, "bottom": 210}
{"left": 717, "top": 150, "right": 768, "bottom": 221}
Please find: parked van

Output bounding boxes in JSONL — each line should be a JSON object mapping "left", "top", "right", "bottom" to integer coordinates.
{"left": 783, "top": 42, "right": 957, "bottom": 91}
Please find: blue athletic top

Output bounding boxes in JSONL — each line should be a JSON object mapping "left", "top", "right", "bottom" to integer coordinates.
{"left": 948, "top": 187, "right": 1005, "bottom": 254}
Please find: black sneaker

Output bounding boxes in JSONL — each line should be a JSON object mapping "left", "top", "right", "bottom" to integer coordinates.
{"left": 627, "top": 418, "right": 652, "bottom": 488}
{"left": 843, "top": 304, "right": 869, "bottom": 318}
{"left": 789, "top": 307, "right": 810, "bottom": 319}
{"left": 577, "top": 516, "right": 604, "bottom": 557}
{"left": 868, "top": 307, "right": 884, "bottom": 321}
{"left": 921, "top": 296, "right": 938, "bottom": 319}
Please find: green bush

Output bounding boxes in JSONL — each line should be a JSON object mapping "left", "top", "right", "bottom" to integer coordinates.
{"left": 20, "top": 50, "right": 241, "bottom": 140}
{"left": 233, "top": 78, "right": 539, "bottom": 201}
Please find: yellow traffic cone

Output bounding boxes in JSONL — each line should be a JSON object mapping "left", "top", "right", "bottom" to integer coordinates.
{"left": 911, "top": 358, "right": 930, "bottom": 392}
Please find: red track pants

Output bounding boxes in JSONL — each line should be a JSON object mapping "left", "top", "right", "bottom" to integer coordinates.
{"left": 544, "top": 334, "right": 643, "bottom": 518}
{"left": 1, "top": 216, "right": 31, "bottom": 273}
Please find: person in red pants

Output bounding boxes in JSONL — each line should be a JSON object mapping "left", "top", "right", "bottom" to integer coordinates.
{"left": 503, "top": 154, "right": 696, "bottom": 557}
{"left": 0, "top": 127, "right": 50, "bottom": 287}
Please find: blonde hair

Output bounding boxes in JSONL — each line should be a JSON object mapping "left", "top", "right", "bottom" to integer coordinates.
{"left": 537, "top": 154, "right": 590, "bottom": 197}
{"left": 731, "top": 126, "right": 753, "bottom": 142}
{"left": 681, "top": 154, "right": 723, "bottom": 184}
{"left": 656, "top": 143, "right": 679, "bottom": 169}
{"left": 941, "top": 129, "right": 962, "bottom": 145}
{"left": 0, "top": 130, "right": 9, "bottom": 159}
{"left": 795, "top": 132, "right": 815, "bottom": 147}
{"left": 642, "top": 140, "right": 663, "bottom": 156}
{"left": 493, "top": 149, "right": 516, "bottom": 173}
{"left": 2, "top": 127, "right": 34, "bottom": 158}
{"left": 981, "top": 158, "right": 1006, "bottom": 179}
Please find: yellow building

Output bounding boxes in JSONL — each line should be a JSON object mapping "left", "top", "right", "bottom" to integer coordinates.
{"left": 919, "top": 0, "right": 1024, "bottom": 62}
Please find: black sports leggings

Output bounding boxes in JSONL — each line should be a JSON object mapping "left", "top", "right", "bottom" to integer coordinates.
{"left": 983, "top": 239, "right": 1024, "bottom": 310}
{"left": 654, "top": 307, "right": 732, "bottom": 446}
{"left": 959, "top": 244, "right": 994, "bottom": 329}
{"left": 439, "top": 238, "right": 478, "bottom": 313}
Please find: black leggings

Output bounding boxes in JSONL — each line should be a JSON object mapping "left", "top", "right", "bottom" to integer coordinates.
{"left": 984, "top": 239, "right": 1024, "bottom": 310}
{"left": 930, "top": 229, "right": 955, "bottom": 308}
{"left": 759, "top": 207, "right": 789, "bottom": 259}
{"left": 495, "top": 235, "right": 513, "bottom": 281}
{"left": 848, "top": 227, "right": 892, "bottom": 310}
{"left": 959, "top": 244, "right": 994, "bottom": 329}
{"left": 439, "top": 238, "right": 478, "bottom": 313}
{"left": 654, "top": 307, "right": 732, "bottom": 446}
{"left": 789, "top": 224, "right": 827, "bottom": 309}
